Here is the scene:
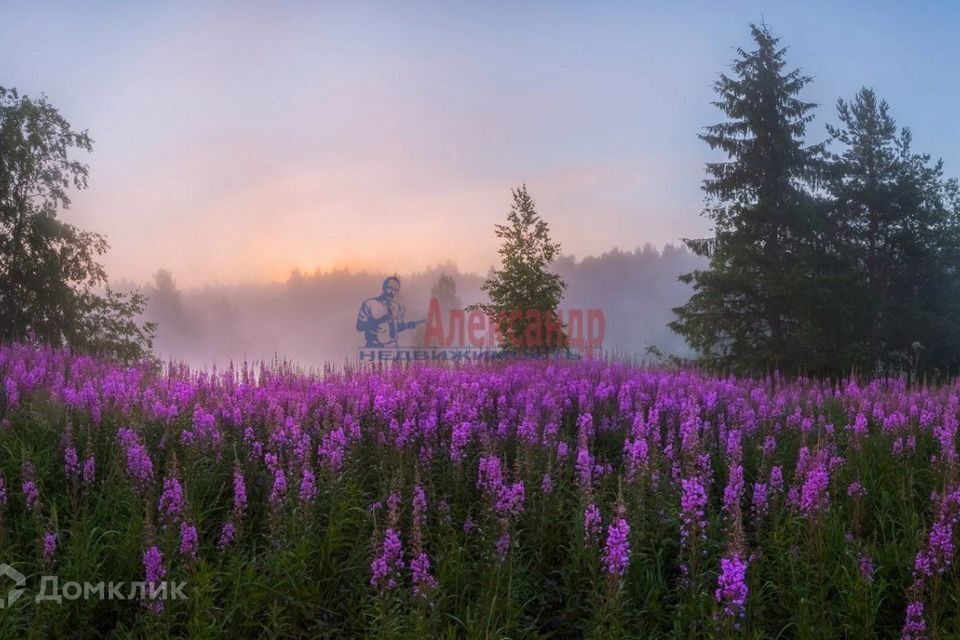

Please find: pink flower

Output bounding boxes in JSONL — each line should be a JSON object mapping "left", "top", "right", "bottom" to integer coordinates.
{"left": 299, "top": 468, "right": 317, "bottom": 504}
{"left": 179, "top": 521, "right": 199, "bottom": 560}
{"left": 82, "top": 455, "right": 96, "bottom": 485}
{"left": 847, "top": 481, "right": 867, "bottom": 498}
{"left": 751, "top": 482, "right": 768, "bottom": 521}
{"left": 799, "top": 463, "right": 830, "bottom": 519}
{"left": 411, "top": 551, "right": 437, "bottom": 598}
{"left": 370, "top": 528, "right": 404, "bottom": 594}
{"left": 680, "top": 477, "right": 708, "bottom": 547}
{"left": 117, "top": 428, "right": 154, "bottom": 493}
{"left": 714, "top": 553, "right": 749, "bottom": 625}
{"left": 541, "top": 473, "right": 553, "bottom": 495}
{"left": 21, "top": 461, "right": 39, "bottom": 511}
{"left": 232, "top": 463, "right": 247, "bottom": 515}
{"left": 602, "top": 517, "right": 631, "bottom": 579}
{"left": 143, "top": 545, "right": 166, "bottom": 613}
{"left": 412, "top": 485, "right": 428, "bottom": 524}
{"left": 42, "top": 531, "right": 57, "bottom": 566}
{"left": 583, "top": 503, "right": 602, "bottom": 543}
{"left": 217, "top": 521, "right": 236, "bottom": 551}
{"left": 63, "top": 447, "right": 79, "bottom": 482}
{"left": 902, "top": 600, "right": 926, "bottom": 640}
{"left": 158, "top": 476, "right": 185, "bottom": 528}
{"left": 269, "top": 467, "right": 287, "bottom": 507}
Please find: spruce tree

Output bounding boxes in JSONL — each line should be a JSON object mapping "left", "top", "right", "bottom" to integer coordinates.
{"left": 826, "top": 88, "right": 960, "bottom": 374}
{"left": 473, "top": 185, "right": 567, "bottom": 355}
{"left": 671, "top": 24, "right": 823, "bottom": 371}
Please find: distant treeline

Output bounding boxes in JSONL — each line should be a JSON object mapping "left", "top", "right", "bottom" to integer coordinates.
{"left": 672, "top": 24, "right": 960, "bottom": 377}
{"left": 137, "top": 244, "right": 702, "bottom": 368}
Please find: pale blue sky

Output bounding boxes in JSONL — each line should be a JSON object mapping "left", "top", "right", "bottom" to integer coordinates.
{"left": 2, "top": 1, "right": 958, "bottom": 285}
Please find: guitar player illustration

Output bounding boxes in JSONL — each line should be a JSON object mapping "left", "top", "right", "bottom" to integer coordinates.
{"left": 356, "top": 276, "right": 425, "bottom": 348}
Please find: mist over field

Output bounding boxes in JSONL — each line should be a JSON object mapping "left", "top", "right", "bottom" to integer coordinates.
{"left": 134, "top": 243, "right": 701, "bottom": 367}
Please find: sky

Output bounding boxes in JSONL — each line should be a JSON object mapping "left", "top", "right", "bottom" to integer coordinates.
{"left": 2, "top": 0, "right": 959, "bottom": 287}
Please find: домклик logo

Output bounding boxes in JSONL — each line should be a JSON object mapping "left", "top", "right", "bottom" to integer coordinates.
{"left": 0, "top": 563, "right": 26, "bottom": 608}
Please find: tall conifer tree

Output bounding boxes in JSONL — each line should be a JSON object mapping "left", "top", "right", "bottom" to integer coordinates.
{"left": 671, "top": 24, "right": 823, "bottom": 371}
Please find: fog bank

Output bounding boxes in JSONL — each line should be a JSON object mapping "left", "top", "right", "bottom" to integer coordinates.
{"left": 136, "top": 243, "right": 703, "bottom": 368}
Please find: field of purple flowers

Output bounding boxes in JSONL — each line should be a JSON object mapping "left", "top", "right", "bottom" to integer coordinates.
{"left": 0, "top": 342, "right": 958, "bottom": 638}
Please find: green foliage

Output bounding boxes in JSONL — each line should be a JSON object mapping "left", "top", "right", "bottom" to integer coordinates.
{"left": 0, "top": 363, "right": 957, "bottom": 638}
{"left": 672, "top": 26, "right": 960, "bottom": 376}
{"left": 824, "top": 88, "right": 960, "bottom": 375}
{"left": 0, "top": 86, "right": 154, "bottom": 362}
{"left": 671, "top": 24, "right": 825, "bottom": 373}
{"left": 473, "top": 185, "right": 567, "bottom": 354}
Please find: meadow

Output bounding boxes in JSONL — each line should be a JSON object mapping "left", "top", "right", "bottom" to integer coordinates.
{"left": 0, "top": 342, "right": 957, "bottom": 638}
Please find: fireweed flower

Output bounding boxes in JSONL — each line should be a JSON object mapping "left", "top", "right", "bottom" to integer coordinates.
{"left": 680, "top": 477, "right": 708, "bottom": 547}
{"left": 117, "top": 428, "right": 154, "bottom": 493}
{"left": 158, "top": 476, "right": 185, "bottom": 528}
{"left": 762, "top": 435, "right": 777, "bottom": 457}
{"left": 924, "top": 520, "right": 955, "bottom": 575}
{"left": 449, "top": 421, "right": 472, "bottom": 464}
{"left": 847, "top": 481, "right": 867, "bottom": 498}
{"left": 602, "top": 517, "right": 631, "bottom": 579}
{"left": 914, "top": 550, "right": 933, "bottom": 579}
{"left": 902, "top": 600, "right": 926, "bottom": 640}
{"left": 495, "top": 482, "right": 525, "bottom": 517}
{"left": 583, "top": 503, "right": 602, "bottom": 543}
{"left": 408, "top": 484, "right": 436, "bottom": 596}
{"left": 437, "top": 499, "right": 451, "bottom": 525}
{"left": 723, "top": 464, "right": 744, "bottom": 516}
{"left": 412, "top": 485, "right": 428, "bottom": 523}
{"left": 575, "top": 447, "right": 594, "bottom": 490}
{"left": 624, "top": 436, "right": 649, "bottom": 483}
{"left": 751, "top": 482, "right": 768, "bottom": 521}
{"left": 42, "top": 531, "right": 57, "bottom": 566}
{"left": 541, "top": 473, "right": 553, "bottom": 495}
{"left": 232, "top": 463, "right": 247, "bottom": 515}
{"left": 477, "top": 455, "right": 504, "bottom": 497}
{"left": 181, "top": 405, "right": 222, "bottom": 451}
{"left": 63, "top": 446, "right": 79, "bottom": 483}
{"left": 317, "top": 426, "right": 347, "bottom": 473}
{"left": 714, "top": 553, "right": 749, "bottom": 625}
{"left": 4, "top": 377, "right": 18, "bottom": 409}
{"left": 799, "top": 462, "right": 830, "bottom": 519}
{"left": 143, "top": 545, "right": 166, "bottom": 613}
{"left": 850, "top": 412, "right": 868, "bottom": 445}
{"left": 299, "top": 468, "right": 317, "bottom": 504}
{"left": 387, "top": 491, "right": 402, "bottom": 515}
{"left": 858, "top": 554, "right": 875, "bottom": 583}
{"left": 82, "top": 454, "right": 96, "bottom": 485}
{"left": 370, "top": 528, "right": 404, "bottom": 594}
{"left": 269, "top": 467, "right": 287, "bottom": 507}
{"left": 769, "top": 466, "right": 784, "bottom": 493}
{"left": 411, "top": 551, "right": 437, "bottom": 598}
{"left": 179, "top": 521, "right": 199, "bottom": 560}
{"left": 217, "top": 521, "right": 236, "bottom": 550}
{"left": 21, "top": 461, "right": 39, "bottom": 511}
